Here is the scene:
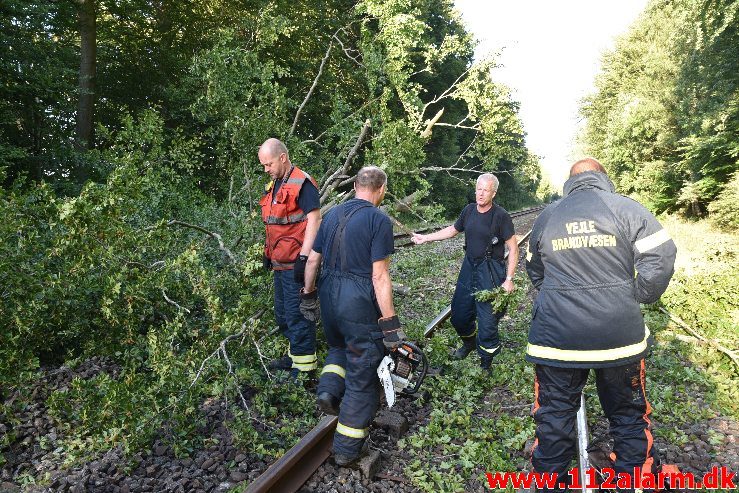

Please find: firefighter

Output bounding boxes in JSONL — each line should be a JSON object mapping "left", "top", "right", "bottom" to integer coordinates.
{"left": 258, "top": 138, "right": 321, "bottom": 379}
{"left": 300, "top": 166, "right": 404, "bottom": 466}
{"left": 412, "top": 173, "right": 518, "bottom": 369}
{"left": 525, "top": 158, "right": 677, "bottom": 490}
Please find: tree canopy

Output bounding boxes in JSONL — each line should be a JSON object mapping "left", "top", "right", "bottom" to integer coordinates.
{"left": 580, "top": 0, "right": 739, "bottom": 227}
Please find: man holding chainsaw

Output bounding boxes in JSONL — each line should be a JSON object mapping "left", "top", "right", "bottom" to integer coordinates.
{"left": 525, "top": 158, "right": 677, "bottom": 490}
{"left": 301, "top": 166, "right": 403, "bottom": 466}
{"left": 412, "top": 173, "right": 518, "bottom": 369}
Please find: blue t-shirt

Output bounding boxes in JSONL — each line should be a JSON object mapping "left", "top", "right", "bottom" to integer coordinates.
{"left": 313, "top": 199, "right": 395, "bottom": 277}
{"left": 272, "top": 178, "right": 320, "bottom": 213}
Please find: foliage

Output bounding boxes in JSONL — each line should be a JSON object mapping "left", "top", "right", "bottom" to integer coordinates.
{"left": 1, "top": 0, "right": 541, "bottom": 477}
{"left": 474, "top": 277, "right": 528, "bottom": 313}
{"left": 580, "top": 0, "right": 739, "bottom": 218}
{"left": 707, "top": 170, "right": 739, "bottom": 230}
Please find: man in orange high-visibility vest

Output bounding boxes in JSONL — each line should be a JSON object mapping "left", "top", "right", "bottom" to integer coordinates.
{"left": 258, "top": 138, "right": 321, "bottom": 379}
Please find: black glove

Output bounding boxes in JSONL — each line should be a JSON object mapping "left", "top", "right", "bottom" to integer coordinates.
{"left": 378, "top": 315, "right": 406, "bottom": 350}
{"left": 293, "top": 254, "right": 308, "bottom": 283}
{"left": 299, "top": 288, "right": 320, "bottom": 322}
{"left": 263, "top": 254, "right": 272, "bottom": 271}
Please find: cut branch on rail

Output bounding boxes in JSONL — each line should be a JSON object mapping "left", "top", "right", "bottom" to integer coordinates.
{"left": 190, "top": 308, "right": 269, "bottom": 411}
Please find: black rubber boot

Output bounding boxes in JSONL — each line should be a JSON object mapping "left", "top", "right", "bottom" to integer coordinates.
{"left": 452, "top": 338, "right": 476, "bottom": 360}
{"left": 317, "top": 391, "right": 340, "bottom": 416}
{"left": 334, "top": 440, "right": 369, "bottom": 467}
{"left": 480, "top": 346, "right": 502, "bottom": 371}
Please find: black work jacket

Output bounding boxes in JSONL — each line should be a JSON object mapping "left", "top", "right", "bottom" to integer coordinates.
{"left": 525, "top": 172, "right": 677, "bottom": 368}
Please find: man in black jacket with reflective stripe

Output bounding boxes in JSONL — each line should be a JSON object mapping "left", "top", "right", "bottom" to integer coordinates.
{"left": 525, "top": 158, "right": 677, "bottom": 490}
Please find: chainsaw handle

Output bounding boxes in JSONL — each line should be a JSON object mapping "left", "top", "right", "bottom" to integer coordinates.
{"left": 399, "top": 341, "right": 428, "bottom": 395}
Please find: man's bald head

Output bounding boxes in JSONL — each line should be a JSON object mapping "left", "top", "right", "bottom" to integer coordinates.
{"left": 258, "top": 138, "right": 291, "bottom": 180}
{"left": 259, "top": 138, "right": 289, "bottom": 159}
{"left": 570, "top": 158, "right": 607, "bottom": 177}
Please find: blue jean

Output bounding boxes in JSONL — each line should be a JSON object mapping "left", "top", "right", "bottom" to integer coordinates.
{"left": 450, "top": 255, "right": 506, "bottom": 360}
{"left": 273, "top": 269, "right": 317, "bottom": 371}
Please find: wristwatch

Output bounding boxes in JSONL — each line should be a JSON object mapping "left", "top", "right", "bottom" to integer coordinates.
{"left": 505, "top": 276, "right": 513, "bottom": 281}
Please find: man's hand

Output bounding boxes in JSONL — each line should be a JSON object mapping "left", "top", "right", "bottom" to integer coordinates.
{"left": 263, "top": 254, "right": 272, "bottom": 271}
{"left": 378, "top": 315, "right": 407, "bottom": 350}
{"left": 293, "top": 254, "right": 308, "bottom": 283}
{"left": 502, "top": 277, "right": 515, "bottom": 293}
{"left": 299, "top": 288, "right": 320, "bottom": 322}
{"left": 411, "top": 233, "right": 427, "bottom": 245}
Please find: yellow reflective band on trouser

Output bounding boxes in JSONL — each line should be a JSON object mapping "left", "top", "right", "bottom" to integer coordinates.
{"left": 289, "top": 352, "right": 317, "bottom": 371}
{"left": 336, "top": 422, "right": 369, "bottom": 439}
{"left": 461, "top": 328, "right": 478, "bottom": 339}
{"left": 527, "top": 327, "right": 651, "bottom": 362}
{"left": 479, "top": 345, "right": 500, "bottom": 354}
{"left": 321, "top": 364, "right": 346, "bottom": 378}
{"left": 635, "top": 229, "right": 671, "bottom": 253}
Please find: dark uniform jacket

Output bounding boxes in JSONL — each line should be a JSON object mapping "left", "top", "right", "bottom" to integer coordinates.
{"left": 525, "top": 171, "right": 677, "bottom": 368}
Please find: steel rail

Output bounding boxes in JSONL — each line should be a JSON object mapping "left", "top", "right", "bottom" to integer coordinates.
{"left": 245, "top": 416, "right": 338, "bottom": 493}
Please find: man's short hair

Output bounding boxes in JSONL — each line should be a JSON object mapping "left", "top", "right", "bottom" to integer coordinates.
{"left": 477, "top": 173, "right": 499, "bottom": 192}
{"left": 355, "top": 166, "right": 387, "bottom": 191}
{"left": 570, "top": 158, "right": 607, "bottom": 177}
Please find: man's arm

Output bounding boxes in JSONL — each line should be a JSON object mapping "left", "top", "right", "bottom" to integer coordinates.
{"left": 304, "top": 249, "right": 322, "bottom": 292}
{"left": 502, "top": 236, "right": 519, "bottom": 292}
{"left": 411, "top": 225, "right": 459, "bottom": 245}
{"left": 371, "top": 257, "right": 395, "bottom": 318}
{"left": 300, "top": 209, "right": 321, "bottom": 256}
{"left": 526, "top": 218, "right": 546, "bottom": 289}
{"left": 629, "top": 209, "right": 677, "bottom": 303}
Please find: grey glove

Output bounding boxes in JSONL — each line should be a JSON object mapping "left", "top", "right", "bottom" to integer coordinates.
{"left": 378, "top": 315, "right": 406, "bottom": 350}
{"left": 299, "top": 288, "right": 320, "bottom": 322}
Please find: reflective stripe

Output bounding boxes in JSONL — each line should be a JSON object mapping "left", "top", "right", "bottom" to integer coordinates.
{"left": 461, "top": 328, "right": 478, "bottom": 339}
{"left": 290, "top": 353, "right": 317, "bottom": 364}
{"left": 479, "top": 345, "right": 500, "bottom": 354}
{"left": 321, "top": 364, "right": 346, "bottom": 378}
{"left": 634, "top": 229, "right": 670, "bottom": 254}
{"left": 265, "top": 212, "right": 307, "bottom": 225}
{"left": 336, "top": 422, "right": 369, "bottom": 439}
{"left": 293, "top": 361, "right": 318, "bottom": 371}
{"left": 527, "top": 327, "right": 650, "bottom": 362}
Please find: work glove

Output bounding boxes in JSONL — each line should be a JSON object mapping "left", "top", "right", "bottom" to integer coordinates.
{"left": 378, "top": 315, "right": 407, "bottom": 351}
{"left": 263, "top": 254, "right": 272, "bottom": 271}
{"left": 299, "top": 288, "right": 320, "bottom": 322}
{"left": 293, "top": 254, "right": 308, "bottom": 283}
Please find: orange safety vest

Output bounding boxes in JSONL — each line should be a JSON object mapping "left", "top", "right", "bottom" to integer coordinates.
{"left": 259, "top": 166, "right": 318, "bottom": 270}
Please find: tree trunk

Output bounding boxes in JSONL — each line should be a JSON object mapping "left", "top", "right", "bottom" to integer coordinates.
{"left": 75, "top": 0, "right": 96, "bottom": 151}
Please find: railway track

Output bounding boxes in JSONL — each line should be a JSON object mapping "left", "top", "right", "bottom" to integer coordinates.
{"left": 246, "top": 204, "right": 546, "bottom": 493}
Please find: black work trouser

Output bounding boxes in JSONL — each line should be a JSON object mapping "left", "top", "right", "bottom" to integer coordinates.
{"left": 532, "top": 360, "right": 660, "bottom": 489}
{"left": 316, "top": 270, "right": 384, "bottom": 457}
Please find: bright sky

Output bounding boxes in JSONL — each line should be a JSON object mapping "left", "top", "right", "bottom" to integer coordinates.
{"left": 455, "top": 0, "right": 648, "bottom": 189}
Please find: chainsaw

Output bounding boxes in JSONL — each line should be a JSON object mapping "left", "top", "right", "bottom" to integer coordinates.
{"left": 377, "top": 341, "right": 428, "bottom": 408}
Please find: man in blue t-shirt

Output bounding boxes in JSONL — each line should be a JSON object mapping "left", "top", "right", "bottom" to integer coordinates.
{"left": 301, "top": 166, "right": 405, "bottom": 466}
{"left": 412, "top": 173, "right": 519, "bottom": 369}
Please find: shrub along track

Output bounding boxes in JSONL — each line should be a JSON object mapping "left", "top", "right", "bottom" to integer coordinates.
{"left": 2, "top": 206, "right": 735, "bottom": 493}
